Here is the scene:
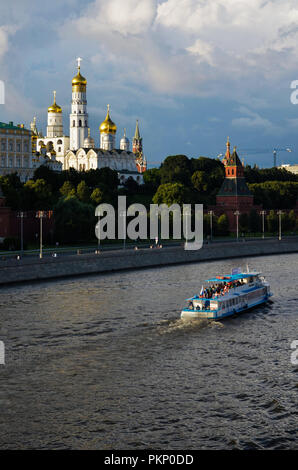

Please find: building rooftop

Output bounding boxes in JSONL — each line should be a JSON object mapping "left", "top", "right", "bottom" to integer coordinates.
{"left": 0, "top": 121, "right": 29, "bottom": 131}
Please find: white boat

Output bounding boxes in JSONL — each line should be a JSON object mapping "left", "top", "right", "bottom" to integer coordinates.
{"left": 181, "top": 269, "right": 272, "bottom": 320}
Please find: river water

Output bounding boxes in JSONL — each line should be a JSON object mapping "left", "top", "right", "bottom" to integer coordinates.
{"left": 0, "top": 253, "right": 297, "bottom": 450}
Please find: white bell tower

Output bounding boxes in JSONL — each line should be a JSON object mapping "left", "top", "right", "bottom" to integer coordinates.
{"left": 70, "top": 58, "right": 89, "bottom": 151}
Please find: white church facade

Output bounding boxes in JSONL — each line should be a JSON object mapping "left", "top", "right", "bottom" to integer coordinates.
{"left": 33, "top": 59, "right": 147, "bottom": 183}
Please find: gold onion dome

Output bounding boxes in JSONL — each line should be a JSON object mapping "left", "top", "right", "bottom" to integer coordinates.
{"left": 48, "top": 91, "right": 62, "bottom": 114}
{"left": 99, "top": 105, "right": 117, "bottom": 135}
{"left": 72, "top": 70, "right": 87, "bottom": 87}
{"left": 72, "top": 60, "right": 87, "bottom": 91}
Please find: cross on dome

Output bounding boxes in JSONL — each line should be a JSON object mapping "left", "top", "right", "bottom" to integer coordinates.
{"left": 77, "top": 57, "right": 82, "bottom": 70}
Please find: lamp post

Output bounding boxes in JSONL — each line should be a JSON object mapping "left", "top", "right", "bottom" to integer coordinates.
{"left": 17, "top": 211, "right": 27, "bottom": 254}
{"left": 208, "top": 210, "right": 214, "bottom": 242}
{"left": 36, "top": 211, "right": 53, "bottom": 258}
{"left": 234, "top": 210, "right": 240, "bottom": 241}
{"left": 260, "top": 210, "right": 266, "bottom": 239}
{"left": 277, "top": 210, "right": 283, "bottom": 241}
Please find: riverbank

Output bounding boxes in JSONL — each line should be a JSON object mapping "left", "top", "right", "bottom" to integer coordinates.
{"left": 0, "top": 237, "right": 297, "bottom": 286}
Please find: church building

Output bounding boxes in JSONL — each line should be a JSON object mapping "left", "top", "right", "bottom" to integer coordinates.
{"left": 34, "top": 59, "right": 147, "bottom": 183}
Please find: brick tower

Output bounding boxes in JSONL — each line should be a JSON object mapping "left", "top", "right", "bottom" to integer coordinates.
{"left": 215, "top": 138, "right": 258, "bottom": 231}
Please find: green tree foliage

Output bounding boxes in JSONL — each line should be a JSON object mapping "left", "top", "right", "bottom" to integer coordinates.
{"left": 153, "top": 182, "right": 191, "bottom": 206}
{"left": 143, "top": 168, "right": 161, "bottom": 192}
{"left": 23, "top": 179, "right": 52, "bottom": 209}
{"left": 60, "top": 181, "right": 76, "bottom": 198}
{"left": 0, "top": 173, "right": 23, "bottom": 209}
{"left": 33, "top": 165, "right": 62, "bottom": 192}
{"left": 244, "top": 165, "right": 298, "bottom": 184}
{"left": 160, "top": 155, "right": 192, "bottom": 186}
{"left": 248, "top": 181, "right": 298, "bottom": 209}
{"left": 54, "top": 196, "right": 95, "bottom": 243}
{"left": 77, "top": 180, "right": 90, "bottom": 203}
{"left": 90, "top": 187, "right": 104, "bottom": 205}
{"left": 191, "top": 171, "right": 209, "bottom": 192}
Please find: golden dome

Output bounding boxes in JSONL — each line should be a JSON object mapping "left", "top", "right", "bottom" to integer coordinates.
{"left": 72, "top": 70, "right": 87, "bottom": 87}
{"left": 99, "top": 105, "right": 117, "bottom": 135}
{"left": 48, "top": 91, "right": 62, "bottom": 114}
{"left": 72, "top": 60, "right": 87, "bottom": 91}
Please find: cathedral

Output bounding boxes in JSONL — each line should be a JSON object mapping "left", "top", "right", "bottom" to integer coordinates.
{"left": 32, "top": 59, "right": 147, "bottom": 183}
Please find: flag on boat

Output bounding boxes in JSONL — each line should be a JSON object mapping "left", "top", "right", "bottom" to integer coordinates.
{"left": 232, "top": 267, "right": 242, "bottom": 275}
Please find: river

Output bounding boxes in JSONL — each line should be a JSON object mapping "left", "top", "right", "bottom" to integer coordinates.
{"left": 0, "top": 253, "right": 297, "bottom": 449}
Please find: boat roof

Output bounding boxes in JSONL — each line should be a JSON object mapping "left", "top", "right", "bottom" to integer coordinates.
{"left": 205, "top": 272, "right": 260, "bottom": 282}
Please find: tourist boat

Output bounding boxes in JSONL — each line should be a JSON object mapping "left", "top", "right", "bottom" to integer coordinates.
{"left": 181, "top": 268, "right": 272, "bottom": 320}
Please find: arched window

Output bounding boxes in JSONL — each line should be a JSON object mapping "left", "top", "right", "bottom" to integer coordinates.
{"left": 73, "top": 120, "right": 75, "bottom": 127}
{"left": 79, "top": 120, "right": 82, "bottom": 127}
{"left": 85, "top": 120, "right": 87, "bottom": 127}
{"left": 57, "top": 139, "right": 63, "bottom": 145}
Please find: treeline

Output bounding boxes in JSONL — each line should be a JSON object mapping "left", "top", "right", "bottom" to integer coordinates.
{"left": 0, "top": 154, "right": 298, "bottom": 243}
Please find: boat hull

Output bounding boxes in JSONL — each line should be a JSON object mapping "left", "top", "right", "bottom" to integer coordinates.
{"left": 181, "top": 294, "right": 272, "bottom": 321}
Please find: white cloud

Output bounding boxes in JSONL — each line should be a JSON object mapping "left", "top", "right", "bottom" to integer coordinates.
{"left": 59, "top": 0, "right": 298, "bottom": 99}
{"left": 186, "top": 39, "right": 214, "bottom": 66}
{"left": 73, "top": 0, "right": 157, "bottom": 36}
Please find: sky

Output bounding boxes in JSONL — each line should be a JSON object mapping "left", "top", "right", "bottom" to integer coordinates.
{"left": 1, "top": 0, "right": 298, "bottom": 168}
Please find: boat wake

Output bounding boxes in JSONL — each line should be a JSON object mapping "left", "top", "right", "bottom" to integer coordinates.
{"left": 157, "top": 317, "right": 216, "bottom": 335}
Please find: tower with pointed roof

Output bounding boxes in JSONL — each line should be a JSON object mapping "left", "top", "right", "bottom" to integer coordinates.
{"left": 70, "top": 58, "right": 89, "bottom": 150}
{"left": 217, "top": 140, "right": 252, "bottom": 202}
{"left": 99, "top": 104, "right": 117, "bottom": 150}
{"left": 47, "top": 91, "right": 63, "bottom": 138}
{"left": 213, "top": 138, "right": 260, "bottom": 231}
{"left": 132, "top": 120, "right": 142, "bottom": 155}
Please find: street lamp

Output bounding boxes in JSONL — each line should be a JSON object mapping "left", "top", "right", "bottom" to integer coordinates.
{"left": 259, "top": 210, "right": 266, "bottom": 239}
{"left": 208, "top": 210, "right": 214, "bottom": 242}
{"left": 277, "top": 210, "right": 283, "bottom": 241}
{"left": 36, "top": 211, "right": 53, "bottom": 258}
{"left": 234, "top": 210, "right": 240, "bottom": 241}
{"left": 17, "top": 211, "right": 27, "bottom": 254}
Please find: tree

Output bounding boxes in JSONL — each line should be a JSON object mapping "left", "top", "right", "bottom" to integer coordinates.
{"left": 60, "top": 181, "right": 76, "bottom": 198}
{"left": 23, "top": 178, "right": 52, "bottom": 209}
{"left": 191, "top": 171, "right": 209, "bottom": 192}
{"left": 152, "top": 182, "right": 191, "bottom": 206}
{"left": 90, "top": 187, "right": 104, "bottom": 205}
{"left": 143, "top": 168, "right": 161, "bottom": 192}
{"left": 54, "top": 196, "right": 95, "bottom": 243}
{"left": 160, "top": 155, "right": 192, "bottom": 186}
{"left": 77, "top": 180, "right": 90, "bottom": 203}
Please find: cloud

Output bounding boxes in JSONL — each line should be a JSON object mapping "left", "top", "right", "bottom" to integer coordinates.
{"left": 58, "top": 0, "right": 298, "bottom": 99}
{"left": 231, "top": 106, "right": 282, "bottom": 134}
{"left": 72, "top": 0, "right": 157, "bottom": 36}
